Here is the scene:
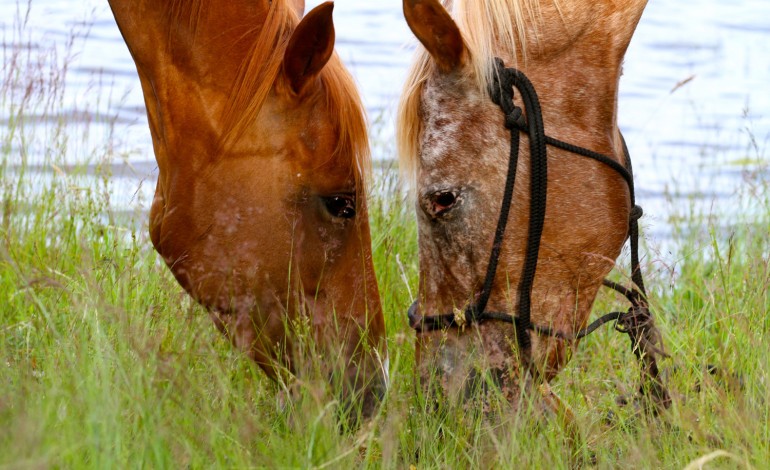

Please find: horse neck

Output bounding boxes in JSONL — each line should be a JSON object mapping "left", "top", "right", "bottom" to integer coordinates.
{"left": 502, "top": 0, "right": 648, "bottom": 154}
{"left": 108, "top": 1, "right": 269, "bottom": 77}
{"left": 108, "top": 1, "right": 274, "bottom": 176}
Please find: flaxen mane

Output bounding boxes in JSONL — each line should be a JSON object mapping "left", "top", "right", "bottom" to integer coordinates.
{"left": 168, "top": 0, "right": 371, "bottom": 183}
{"left": 396, "top": 0, "right": 558, "bottom": 185}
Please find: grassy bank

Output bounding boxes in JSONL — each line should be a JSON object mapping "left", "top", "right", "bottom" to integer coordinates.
{"left": 2, "top": 11, "right": 769, "bottom": 470}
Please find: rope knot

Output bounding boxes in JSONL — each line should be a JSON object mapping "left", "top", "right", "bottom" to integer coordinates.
{"left": 504, "top": 107, "right": 524, "bottom": 129}
{"left": 616, "top": 306, "right": 670, "bottom": 359}
{"left": 630, "top": 204, "right": 644, "bottom": 221}
{"left": 489, "top": 58, "right": 517, "bottom": 114}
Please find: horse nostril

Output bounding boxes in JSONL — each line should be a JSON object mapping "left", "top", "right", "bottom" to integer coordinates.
{"left": 430, "top": 190, "right": 458, "bottom": 216}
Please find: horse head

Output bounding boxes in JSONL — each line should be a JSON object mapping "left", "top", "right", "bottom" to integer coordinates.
{"left": 109, "top": 0, "right": 387, "bottom": 418}
{"left": 398, "top": 0, "right": 648, "bottom": 406}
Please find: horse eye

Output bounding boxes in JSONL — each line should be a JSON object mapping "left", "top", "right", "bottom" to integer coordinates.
{"left": 323, "top": 195, "right": 356, "bottom": 219}
{"left": 430, "top": 190, "right": 458, "bottom": 216}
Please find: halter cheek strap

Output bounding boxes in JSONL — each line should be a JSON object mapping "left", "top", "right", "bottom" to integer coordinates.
{"left": 407, "top": 57, "right": 671, "bottom": 409}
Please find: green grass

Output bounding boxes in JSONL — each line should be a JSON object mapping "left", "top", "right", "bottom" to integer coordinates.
{"left": 2, "top": 10, "right": 769, "bottom": 470}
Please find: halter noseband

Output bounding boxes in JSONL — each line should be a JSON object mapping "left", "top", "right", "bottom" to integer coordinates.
{"left": 407, "top": 58, "right": 671, "bottom": 408}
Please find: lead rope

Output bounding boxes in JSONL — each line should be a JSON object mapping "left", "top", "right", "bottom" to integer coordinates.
{"left": 491, "top": 58, "right": 670, "bottom": 408}
{"left": 483, "top": 58, "right": 549, "bottom": 365}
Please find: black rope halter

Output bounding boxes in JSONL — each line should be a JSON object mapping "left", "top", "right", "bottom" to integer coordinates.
{"left": 407, "top": 58, "right": 671, "bottom": 408}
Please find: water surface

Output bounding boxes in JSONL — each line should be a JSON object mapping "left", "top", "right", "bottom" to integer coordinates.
{"left": 2, "top": 0, "right": 768, "bottom": 250}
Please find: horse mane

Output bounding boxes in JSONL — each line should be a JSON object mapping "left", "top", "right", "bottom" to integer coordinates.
{"left": 397, "top": 0, "right": 557, "bottom": 186}
{"left": 167, "top": 0, "right": 370, "bottom": 184}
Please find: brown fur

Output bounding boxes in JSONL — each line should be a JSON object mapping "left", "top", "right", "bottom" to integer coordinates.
{"left": 108, "top": 0, "right": 386, "bottom": 416}
{"left": 398, "top": 0, "right": 647, "bottom": 403}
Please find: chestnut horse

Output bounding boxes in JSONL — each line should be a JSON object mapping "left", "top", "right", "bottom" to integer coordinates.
{"left": 398, "top": 0, "right": 667, "bottom": 409}
{"left": 108, "top": 0, "right": 387, "bottom": 416}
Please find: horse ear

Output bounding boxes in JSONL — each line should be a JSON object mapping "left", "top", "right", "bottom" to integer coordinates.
{"left": 282, "top": 1, "right": 335, "bottom": 95}
{"left": 403, "top": 0, "right": 466, "bottom": 72}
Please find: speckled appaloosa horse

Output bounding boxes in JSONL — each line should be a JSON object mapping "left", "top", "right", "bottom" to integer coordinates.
{"left": 398, "top": 0, "right": 668, "bottom": 412}
{"left": 108, "top": 0, "right": 387, "bottom": 417}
